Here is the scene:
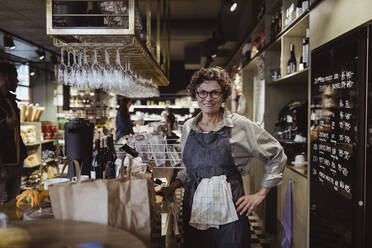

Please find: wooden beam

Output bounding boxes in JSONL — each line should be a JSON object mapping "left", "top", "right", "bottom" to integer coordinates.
{"left": 156, "top": 0, "right": 161, "bottom": 64}
{"left": 146, "top": 0, "right": 151, "bottom": 50}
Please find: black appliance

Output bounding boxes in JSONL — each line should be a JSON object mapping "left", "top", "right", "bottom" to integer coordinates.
{"left": 64, "top": 118, "right": 94, "bottom": 178}
{"left": 274, "top": 99, "right": 308, "bottom": 162}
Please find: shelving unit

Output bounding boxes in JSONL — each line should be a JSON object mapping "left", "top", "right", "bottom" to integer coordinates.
{"left": 224, "top": 0, "right": 319, "bottom": 243}
{"left": 129, "top": 96, "right": 196, "bottom": 124}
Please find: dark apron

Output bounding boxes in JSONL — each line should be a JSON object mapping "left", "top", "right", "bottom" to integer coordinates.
{"left": 182, "top": 127, "right": 251, "bottom": 248}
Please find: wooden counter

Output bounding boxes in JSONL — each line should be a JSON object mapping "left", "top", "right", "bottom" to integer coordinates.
{"left": 9, "top": 219, "right": 147, "bottom": 248}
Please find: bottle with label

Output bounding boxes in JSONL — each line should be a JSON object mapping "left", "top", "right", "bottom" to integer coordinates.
{"left": 303, "top": 28, "right": 310, "bottom": 68}
{"left": 101, "top": 136, "right": 109, "bottom": 179}
{"left": 299, "top": 55, "right": 304, "bottom": 71}
{"left": 287, "top": 44, "right": 297, "bottom": 74}
{"left": 106, "top": 135, "right": 117, "bottom": 179}
{"left": 91, "top": 139, "right": 100, "bottom": 179}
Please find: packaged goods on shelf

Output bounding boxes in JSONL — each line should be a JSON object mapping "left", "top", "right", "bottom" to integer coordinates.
{"left": 24, "top": 152, "right": 42, "bottom": 168}
{"left": 20, "top": 125, "right": 37, "bottom": 144}
{"left": 19, "top": 103, "right": 45, "bottom": 122}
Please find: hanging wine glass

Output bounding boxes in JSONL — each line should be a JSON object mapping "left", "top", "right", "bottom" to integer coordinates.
{"left": 81, "top": 49, "right": 90, "bottom": 89}
{"left": 89, "top": 49, "right": 103, "bottom": 89}
{"left": 70, "top": 48, "right": 80, "bottom": 87}
{"left": 112, "top": 48, "right": 124, "bottom": 92}
{"left": 76, "top": 51, "right": 84, "bottom": 89}
{"left": 103, "top": 48, "right": 114, "bottom": 91}
{"left": 63, "top": 51, "right": 71, "bottom": 85}
{"left": 57, "top": 48, "right": 66, "bottom": 84}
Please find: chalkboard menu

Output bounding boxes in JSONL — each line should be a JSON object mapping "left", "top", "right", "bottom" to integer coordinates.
{"left": 310, "top": 27, "right": 368, "bottom": 248}
{"left": 310, "top": 35, "right": 362, "bottom": 199}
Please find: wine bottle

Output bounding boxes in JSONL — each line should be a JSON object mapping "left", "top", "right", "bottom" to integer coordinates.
{"left": 101, "top": 136, "right": 109, "bottom": 179}
{"left": 296, "top": 0, "right": 303, "bottom": 18}
{"left": 91, "top": 139, "right": 100, "bottom": 179}
{"left": 303, "top": 28, "right": 309, "bottom": 68}
{"left": 299, "top": 55, "right": 304, "bottom": 71}
{"left": 106, "top": 135, "right": 117, "bottom": 179}
{"left": 271, "top": 16, "right": 275, "bottom": 41}
{"left": 287, "top": 44, "right": 297, "bottom": 74}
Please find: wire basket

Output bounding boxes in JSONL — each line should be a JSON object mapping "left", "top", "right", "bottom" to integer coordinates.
{"left": 133, "top": 135, "right": 183, "bottom": 167}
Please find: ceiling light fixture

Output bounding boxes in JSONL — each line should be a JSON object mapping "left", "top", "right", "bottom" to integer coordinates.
{"left": 30, "top": 70, "right": 35, "bottom": 76}
{"left": 211, "top": 54, "right": 217, "bottom": 59}
{"left": 36, "top": 49, "right": 45, "bottom": 60}
{"left": 3, "top": 36, "right": 16, "bottom": 50}
{"left": 230, "top": 2, "right": 238, "bottom": 12}
{"left": 222, "top": 0, "right": 238, "bottom": 12}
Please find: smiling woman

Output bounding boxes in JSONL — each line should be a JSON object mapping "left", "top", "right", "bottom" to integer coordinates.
{"left": 156, "top": 67, "right": 287, "bottom": 248}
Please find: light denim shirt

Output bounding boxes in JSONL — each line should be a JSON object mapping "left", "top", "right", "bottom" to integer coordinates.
{"left": 176, "top": 109, "right": 287, "bottom": 188}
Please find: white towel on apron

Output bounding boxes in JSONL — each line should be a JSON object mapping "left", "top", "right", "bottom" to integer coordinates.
{"left": 189, "top": 175, "right": 239, "bottom": 230}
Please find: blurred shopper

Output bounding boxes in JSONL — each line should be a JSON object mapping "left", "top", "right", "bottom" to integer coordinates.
{"left": 157, "top": 67, "right": 287, "bottom": 247}
{"left": 115, "top": 96, "right": 134, "bottom": 143}
{"left": 0, "top": 62, "right": 27, "bottom": 202}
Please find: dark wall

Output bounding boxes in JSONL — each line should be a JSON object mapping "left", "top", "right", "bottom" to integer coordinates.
{"left": 159, "top": 61, "right": 195, "bottom": 95}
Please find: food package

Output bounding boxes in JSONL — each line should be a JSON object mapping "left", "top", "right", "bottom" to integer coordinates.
{"left": 20, "top": 125, "right": 37, "bottom": 144}
{"left": 24, "top": 152, "right": 41, "bottom": 167}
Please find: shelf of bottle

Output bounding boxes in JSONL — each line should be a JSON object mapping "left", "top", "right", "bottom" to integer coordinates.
{"left": 238, "top": 11, "right": 310, "bottom": 72}
{"left": 269, "top": 68, "right": 309, "bottom": 85}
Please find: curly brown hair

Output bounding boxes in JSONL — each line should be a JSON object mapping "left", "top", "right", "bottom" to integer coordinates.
{"left": 188, "top": 67, "right": 232, "bottom": 101}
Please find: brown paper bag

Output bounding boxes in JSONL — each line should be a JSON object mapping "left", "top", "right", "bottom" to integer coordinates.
{"left": 49, "top": 158, "right": 153, "bottom": 243}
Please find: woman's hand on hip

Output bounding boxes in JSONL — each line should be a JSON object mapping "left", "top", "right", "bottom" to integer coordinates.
{"left": 235, "top": 187, "right": 270, "bottom": 216}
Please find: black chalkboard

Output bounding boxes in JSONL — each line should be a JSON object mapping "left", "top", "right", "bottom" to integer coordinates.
{"left": 310, "top": 26, "right": 368, "bottom": 248}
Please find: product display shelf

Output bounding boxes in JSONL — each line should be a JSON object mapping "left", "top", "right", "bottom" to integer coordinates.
{"left": 225, "top": 0, "right": 312, "bottom": 240}
{"left": 230, "top": 0, "right": 316, "bottom": 75}
{"left": 269, "top": 68, "right": 308, "bottom": 85}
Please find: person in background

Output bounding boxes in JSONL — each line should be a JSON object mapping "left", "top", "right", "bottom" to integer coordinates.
{"left": 115, "top": 96, "right": 134, "bottom": 143}
{"left": 157, "top": 67, "right": 287, "bottom": 247}
{"left": 0, "top": 62, "right": 27, "bottom": 203}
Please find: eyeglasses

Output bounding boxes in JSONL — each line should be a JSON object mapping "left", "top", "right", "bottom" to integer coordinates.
{"left": 196, "top": 90, "right": 223, "bottom": 99}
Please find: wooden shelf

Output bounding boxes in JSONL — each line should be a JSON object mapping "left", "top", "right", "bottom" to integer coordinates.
{"left": 283, "top": 13, "right": 309, "bottom": 37}
{"left": 269, "top": 68, "right": 309, "bottom": 85}
{"left": 25, "top": 140, "right": 57, "bottom": 146}
{"left": 277, "top": 11, "right": 310, "bottom": 38}
{"left": 287, "top": 165, "right": 307, "bottom": 178}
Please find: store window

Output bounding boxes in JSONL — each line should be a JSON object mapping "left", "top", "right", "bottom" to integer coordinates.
{"left": 15, "top": 64, "right": 30, "bottom": 103}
